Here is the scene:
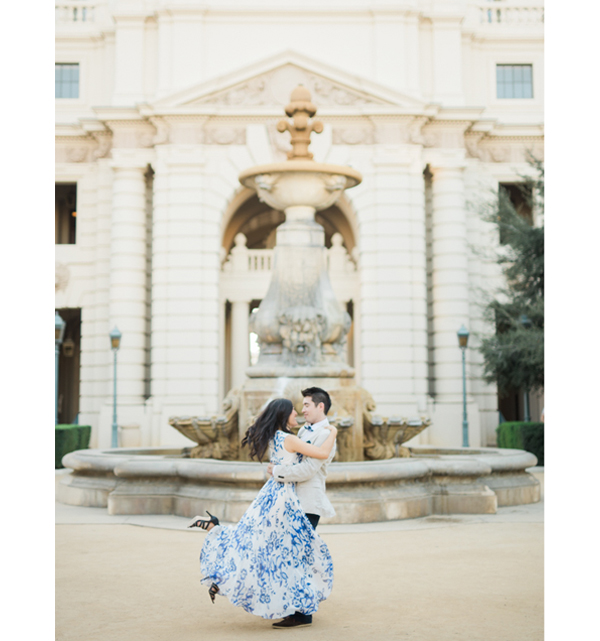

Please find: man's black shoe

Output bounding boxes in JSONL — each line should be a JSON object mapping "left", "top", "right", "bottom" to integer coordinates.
{"left": 272, "top": 614, "right": 312, "bottom": 628}
{"left": 294, "top": 613, "right": 312, "bottom": 624}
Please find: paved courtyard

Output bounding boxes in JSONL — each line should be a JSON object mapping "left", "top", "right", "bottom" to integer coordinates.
{"left": 56, "top": 493, "right": 543, "bottom": 641}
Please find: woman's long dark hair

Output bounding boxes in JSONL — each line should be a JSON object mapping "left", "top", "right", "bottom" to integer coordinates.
{"left": 241, "top": 398, "right": 294, "bottom": 462}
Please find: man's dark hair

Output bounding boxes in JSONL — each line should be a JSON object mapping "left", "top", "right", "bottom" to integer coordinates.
{"left": 301, "top": 387, "right": 331, "bottom": 414}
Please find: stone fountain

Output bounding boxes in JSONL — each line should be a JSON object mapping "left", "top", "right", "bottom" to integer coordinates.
{"left": 170, "top": 86, "right": 431, "bottom": 463}
{"left": 57, "top": 88, "right": 541, "bottom": 523}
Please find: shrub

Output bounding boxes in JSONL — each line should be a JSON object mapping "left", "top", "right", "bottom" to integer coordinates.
{"left": 55, "top": 424, "right": 91, "bottom": 469}
{"left": 496, "top": 421, "right": 544, "bottom": 466}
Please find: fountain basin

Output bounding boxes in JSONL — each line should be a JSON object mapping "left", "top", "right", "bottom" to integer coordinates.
{"left": 239, "top": 161, "right": 362, "bottom": 212}
{"left": 57, "top": 446, "right": 540, "bottom": 524}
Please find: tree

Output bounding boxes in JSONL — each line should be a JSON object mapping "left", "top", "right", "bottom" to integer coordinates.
{"left": 479, "top": 158, "right": 544, "bottom": 394}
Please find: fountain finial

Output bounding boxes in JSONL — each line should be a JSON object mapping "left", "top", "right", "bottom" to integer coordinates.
{"left": 277, "top": 85, "right": 324, "bottom": 160}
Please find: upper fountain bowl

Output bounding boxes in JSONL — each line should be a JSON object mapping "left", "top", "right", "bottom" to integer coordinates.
{"left": 238, "top": 85, "right": 362, "bottom": 212}
{"left": 239, "top": 161, "right": 362, "bottom": 212}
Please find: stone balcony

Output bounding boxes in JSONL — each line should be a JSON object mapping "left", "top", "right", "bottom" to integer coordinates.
{"left": 220, "top": 232, "right": 358, "bottom": 305}
{"left": 465, "top": 1, "right": 544, "bottom": 28}
{"left": 55, "top": 1, "right": 112, "bottom": 33}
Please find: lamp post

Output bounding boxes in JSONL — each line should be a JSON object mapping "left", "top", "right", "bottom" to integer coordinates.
{"left": 55, "top": 312, "right": 66, "bottom": 424}
{"left": 109, "top": 327, "right": 122, "bottom": 448}
{"left": 520, "top": 314, "right": 532, "bottom": 422}
{"left": 457, "top": 325, "right": 470, "bottom": 447}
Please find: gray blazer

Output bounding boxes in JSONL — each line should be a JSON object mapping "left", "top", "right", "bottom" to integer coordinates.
{"left": 271, "top": 422, "right": 336, "bottom": 518}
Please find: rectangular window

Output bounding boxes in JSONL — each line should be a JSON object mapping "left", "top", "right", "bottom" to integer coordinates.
{"left": 496, "top": 64, "right": 533, "bottom": 99}
{"left": 56, "top": 183, "right": 77, "bottom": 244}
{"left": 498, "top": 182, "right": 533, "bottom": 244}
{"left": 55, "top": 63, "right": 79, "bottom": 99}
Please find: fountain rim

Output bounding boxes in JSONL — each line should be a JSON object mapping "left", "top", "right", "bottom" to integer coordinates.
{"left": 238, "top": 160, "right": 363, "bottom": 188}
{"left": 61, "top": 446, "right": 538, "bottom": 484}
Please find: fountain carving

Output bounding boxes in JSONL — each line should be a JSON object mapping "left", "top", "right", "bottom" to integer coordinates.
{"left": 171, "top": 86, "right": 430, "bottom": 461}
{"left": 57, "top": 88, "right": 541, "bottom": 523}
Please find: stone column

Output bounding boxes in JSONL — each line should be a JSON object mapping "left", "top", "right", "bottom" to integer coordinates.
{"left": 109, "top": 158, "right": 149, "bottom": 407}
{"left": 78, "top": 160, "right": 113, "bottom": 447}
{"left": 150, "top": 144, "right": 220, "bottom": 445}
{"left": 357, "top": 145, "right": 429, "bottom": 419}
{"left": 463, "top": 167, "right": 499, "bottom": 445}
{"left": 428, "top": 154, "right": 480, "bottom": 445}
{"left": 227, "top": 234, "right": 251, "bottom": 391}
{"left": 230, "top": 300, "right": 250, "bottom": 390}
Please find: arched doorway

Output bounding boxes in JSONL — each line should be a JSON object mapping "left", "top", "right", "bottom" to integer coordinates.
{"left": 219, "top": 193, "right": 360, "bottom": 400}
{"left": 222, "top": 192, "right": 357, "bottom": 253}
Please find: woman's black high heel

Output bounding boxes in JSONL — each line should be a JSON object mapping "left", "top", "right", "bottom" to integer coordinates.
{"left": 208, "top": 582, "right": 220, "bottom": 604}
{"left": 187, "top": 511, "right": 220, "bottom": 530}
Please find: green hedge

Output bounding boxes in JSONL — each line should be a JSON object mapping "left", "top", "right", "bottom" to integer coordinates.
{"left": 55, "top": 424, "right": 91, "bottom": 469}
{"left": 496, "top": 421, "right": 544, "bottom": 466}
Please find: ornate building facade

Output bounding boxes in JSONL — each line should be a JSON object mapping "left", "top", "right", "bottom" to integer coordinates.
{"left": 55, "top": 0, "right": 544, "bottom": 449}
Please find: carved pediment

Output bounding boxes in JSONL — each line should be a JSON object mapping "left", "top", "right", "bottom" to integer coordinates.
{"left": 187, "top": 64, "right": 392, "bottom": 109}
{"left": 153, "top": 52, "right": 424, "bottom": 113}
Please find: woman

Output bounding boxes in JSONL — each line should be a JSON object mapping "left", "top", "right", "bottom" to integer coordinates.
{"left": 187, "top": 398, "right": 337, "bottom": 620}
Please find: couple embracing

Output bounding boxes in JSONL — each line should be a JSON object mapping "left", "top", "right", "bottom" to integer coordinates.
{"left": 188, "top": 387, "right": 337, "bottom": 629}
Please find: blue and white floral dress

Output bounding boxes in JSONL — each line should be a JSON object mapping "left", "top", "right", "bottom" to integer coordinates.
{"left": 199, "top": 430, "right": 334, "bottom": 619}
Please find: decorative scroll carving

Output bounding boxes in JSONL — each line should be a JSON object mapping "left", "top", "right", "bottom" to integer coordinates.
{"left": 408, "top": 116, "right": 429, "bottom": 145}
{"left": 66, "top": 146, "right": 88, "bottom": 162}
{"left": 55, "top": 262, "right": 70, "bottom": 291}
{"left": 91, "top": 131, "right": 112, "bottom": 159}
{"left": 363, "top": 413, "right": 432, "bottom": 460}
{"left": 106, "top": 122, "right": 157, "bottom": 149}
{"left": 254, "top": 173, "right": 278, "bottom": 194}
{"left": 203, "top": 127, "right": 246, "bottom": 145}
{"left": 332, "top": 128, "right": 375, "bottom": 145}
{"left": 149, "top": 117, "right": 170, "bottom": 145}
{"left": 478, "top": 141, "right": 544, "bottom": 164}
{"left": 56, "top": 140, "right": 93, "bottom": 163}
{"left": 136, "top": 131, "right": 155, "bottom": 148}
{"left": 278, "top": 306, "right": 327, "bottom": 367}
{"left": 203, "top": 77, "right": 268, "bottom": 106}
{"left": 491, "top": 146, "right": 510, "bottom": 162}
{"left": 359, "top": 388, "right": 432, "bottom": 460}
{"left": 192, "top": 64, "right": 389, "bottom": 109}
{"left": 324, "top": 175, "right": 347, "bottom": 192}
{"left": 421, "top": 122, "right": 472, "bottom": 150}
{"left": 423, "top": 131, "right": 440, "bottom": 148}
{"left": 169, "top": 389, "right": 240, "bottom": 460}
{"left": 464, "top": 132, "right": 485, "bottom": 160}
{"left": 310, "top": 77, "right": 379, "bottom": 106}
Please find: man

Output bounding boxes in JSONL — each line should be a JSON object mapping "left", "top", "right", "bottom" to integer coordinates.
{"left": 267, "top": 386, "right": 336, "bottom": 629}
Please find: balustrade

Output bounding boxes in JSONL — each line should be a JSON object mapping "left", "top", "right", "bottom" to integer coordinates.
{"left": 467, "top": 2, "right": 544, "bottom": 25}
{"left": 55, "top": 3, "right": 95, "bottom": 23}
{"left": 56, "top": 2, "right": 544, "bottom": 27}
{"left": 222, "top": 243, "right": 356, "bottom": 275}
{"left": 247, "top": 250, "right": 272, "bottom": 272}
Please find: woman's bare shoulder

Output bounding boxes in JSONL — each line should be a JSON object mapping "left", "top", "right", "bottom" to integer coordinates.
{"left": 283, "top": 433, "right": 300, "bottom": 452}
